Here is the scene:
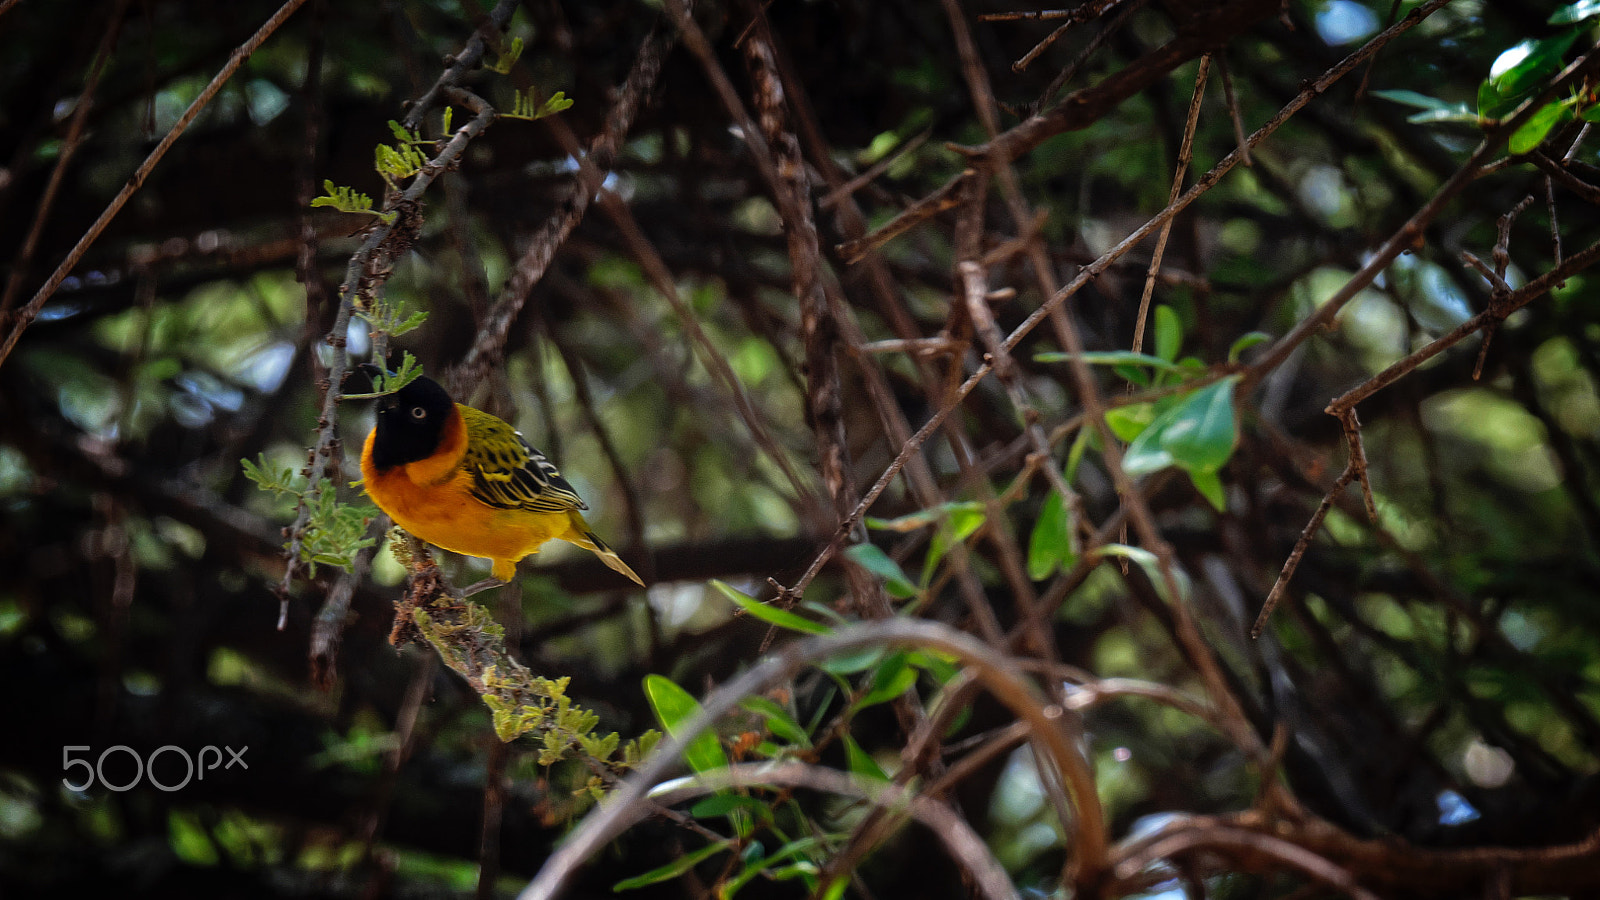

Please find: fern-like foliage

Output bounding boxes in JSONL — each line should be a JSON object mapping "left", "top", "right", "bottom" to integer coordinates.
{"left": 485, "top": 35, "right": 524, "bottom": 74}
{"left": 241, "top": 458, "right": 377, "bottom": 576}
{"left": 309, "top": 179, "right": 396, "bottom": 224}
{"left": 505, "top": 88, "right": 574, "bottom": 122}
{"left": 342, "top": 351, "right": 425, "bottom": 400}
{"left": 375, "top": 120, "right": 432, "bottom": 188}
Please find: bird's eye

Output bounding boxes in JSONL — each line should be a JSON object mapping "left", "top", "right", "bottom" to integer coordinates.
{"left": 411, "top": 406, "right": 427, "bottom": 419}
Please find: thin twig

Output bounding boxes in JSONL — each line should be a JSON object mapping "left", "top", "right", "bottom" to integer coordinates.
{"left": 737, "top": 0, "right": 1453, "bottom": 679}
{"left": 648, "top": 763, "right": 1021, "bottom": 900}
{"left": 1032, "top": 0, "right": 1148, "bottom": 114}
{"left": 1010, "top": 0, "right": 1126, "bottom": 73}
{"left": 818, "top": 128, "right": 933, "bottom": 210}
{"left": 1326, "top": 232, "right": 1600, "bottom": 416}
{"left": 0, "top": 0, "right": 132, "bottom": 318}
{"left": 1132, "top": 53, "right": 1210, "bottom": 358}
{"left": 0, "top": 0, "right": 313, "bottom": 369}
{"left": 1250, "top": 464, "right": 1354, "bottom": 639}
{"left": 448, "top": 15, "right": 672, "bottom": 391}
{"left": 836, "top": 170, "right": 976, "bottom": 264}
{"left": 1217, "top": 53, "right": 1253, "bottom": 167}
{"left": 518, "top": 618, "right": 1106, "bottom": 899}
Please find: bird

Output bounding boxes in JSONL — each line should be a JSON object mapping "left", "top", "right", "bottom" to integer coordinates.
{"left": 359, "top": 371, "right": 644, "bottom": 589}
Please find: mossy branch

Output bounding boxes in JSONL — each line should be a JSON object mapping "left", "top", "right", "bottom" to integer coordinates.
{"left": 388, "top": 551, "right": 659, "bottom": 783}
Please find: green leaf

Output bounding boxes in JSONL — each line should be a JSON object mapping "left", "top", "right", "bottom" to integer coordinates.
{"left": 1160, "top": 376, "right": 1240, "bottom": 473}
{"left": 613, "top": 839, "right": 734, "bottom": 890}
{"left": 842, "top": 734, "right": 889, "bottom": 782}
{"left": 1481, "top": 32, "right": 1580, "bottom": 119}
{"left": 1099, "top": 544, "right": 1189, "bottom": 602}
{"left": 1113, "top": 362, "right": 1151, "bottom": 387}
{"left": 1035, "top": 349, "right": 1185, "bottom": 371}
{"left": 1509, "top": 101, "right": 1570, "bottom": 154}
{"left": 907, "top": 649, "right": 960, "bottom": 685}
{"left": 818, "top": 646, "right": 886, "bottom": 676}
{"left": 1371, "top": 89, "right": 1456, "bottom": 111}
{"left": 689, "top": 792, "right": 769, "bottom": 821}
{"left": 1065, "top": 428, "right": 1091, "bottom": 483}
{"left": 713, "top": 580, "right": 832, "bottom": 635}
{"left": 854, "top": 651, "right": 919, "bottom": 709}
{"left": 865, "top": 500, "right": 983, "bottom": 532}
{"left": 1105, "top": 403, "right": 1155, "bottom": 442}
{"left": 1028, "top": 490, "right": 1071, "bottom": 580}
{"left": 926, "top": 503, "right": 986, "bottom": 575}
{"left": 1122, "top": 376, "right": 1240, "bottom": 477}
{"left": 643, "top": 674, "right": 728, "bottom": 773}
{"left": 1189, "top": 468, "right": 1226, "bottom": 511}
{"left": 1404, "top": 106, "right": 1482, "bottom": 125}
{"left": 1154, "top": 305, "right": 1181, "bottom": 363}
{"left": 740, "top": 696, "right": 812, "bottom": 748}
{"left": 723, "top": 837, "right": 829, "bottom": 898}
{"left": 1552, "top": 0, "right": 1600, "bottom": 23}
{"left": 1227, "top": 331, "right": 1271, "bottom": 363}
{"left": 1490, "top": 32, "right": 1579, "bottom": 97}
{"left": 843, "top": 543, "right": 917, "bottom": 598}
{"left": 1478, "top": 78, "right": 1508, "bottom": 120}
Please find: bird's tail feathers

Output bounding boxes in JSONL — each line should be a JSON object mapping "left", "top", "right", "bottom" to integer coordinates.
{"left": 566, "top": 514, "right": 645, "bottom": 587}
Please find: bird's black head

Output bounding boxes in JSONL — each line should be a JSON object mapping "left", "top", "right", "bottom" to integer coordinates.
{"left": 369, "top": 374, "right": 456, "bottom": 470}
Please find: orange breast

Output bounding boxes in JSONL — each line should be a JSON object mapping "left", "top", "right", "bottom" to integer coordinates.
{"left": 360, "top": 427, "right": 574, "bottom": 571}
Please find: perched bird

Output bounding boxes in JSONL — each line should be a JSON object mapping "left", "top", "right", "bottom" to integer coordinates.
{"left": 359, "top": 372, "right": 644, "bottom": 587}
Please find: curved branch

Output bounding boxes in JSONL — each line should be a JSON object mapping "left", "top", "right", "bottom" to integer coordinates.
{"left": 517, "top": 618, "right": 1108, "bottom": 898}
{"left": 647, "top": 762, "right": 1019, "bottom": 900}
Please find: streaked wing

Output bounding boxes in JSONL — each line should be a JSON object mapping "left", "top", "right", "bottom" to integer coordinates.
{"left": 460, "top": 406, "right": 587, "bottom": 513}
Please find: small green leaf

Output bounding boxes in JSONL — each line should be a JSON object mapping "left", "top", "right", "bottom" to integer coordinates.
{"left": 1122, "top": 376, "right": 1240, "bottom": 477}
{"left": 1509, "top": 101, "right": 1570, "bottom": 154}
{"left": 842, "top": 734, "right": 889, "bottom": 782}
{"left": 866, "top": 501, "right": 983, "bottom": 533}
{"left": 740, "top": 696, "right": 812, "bottom": 748}
{"left": 926, "top": 503, "right": 987, "bottom": 575}
{"left": 689, "top": 792, "right": 768, "bottom": 821}
{"left": 714, "top": 580, "right": 832, "bottom": 635}
{"left": 1105, "top": 403, "right": 1156, "bottom": 442}
{"left": 1154, "top": 305, "right": 1181, "bottom": 363}
{"left": 906, "top": 649, "right": 960, "bottom": 685}
{"left": 1371, "top": 89, "right": 1457, "bottom": 111}
{"left": 1028, "top": 490, "right": 1070, "bottom": 580}
{"left": 643, "top": 674, "right": 728, "bottom": 773}
{"left": 1035, "top": 349, "right": 1185, "bottom": 371}
{"left": 1065, "top": 428, "right": 1091, "bottom": 483}
{"left": 723, "top": 837, "right": 829, "bottom": 898}
{"left": 1160, "top": 376, "right": 1240, "bottom": 473}
{"left": 854, "top": 652, "right": 919, "bottom": 709}
{"left": 843, "top": 543, "right": 918, "bottom": 598}
{"left": 614, "top": 839, "right": 734, "bottom": 890}
{"left": 1099, "top": 544, "right": 1189, "bottom": 602}
{"left": 1189, "top": 468, "right": 1226, "bottom": 511}
{"left": 1114, "top": 362, "right": 1151, "bottom": 387}
{"left": 818, "top": 646, "right": 887, "bottom": 676}
{"left": 1227, "top": 331, "right": 1271, "bottom": 362}
{"left": 1404, "top": 107, "right": 1482, "bottom": 125}
{"left": 1490, "top": 33, "right": 1579, "bottom": 97}
{"left": 1481, "top": 32, "right": 1580, "bottom": 119}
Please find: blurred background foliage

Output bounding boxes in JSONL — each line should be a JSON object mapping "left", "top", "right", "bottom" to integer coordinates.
{"left": 1, "top": 0, "right": 1599, "bottom": 897}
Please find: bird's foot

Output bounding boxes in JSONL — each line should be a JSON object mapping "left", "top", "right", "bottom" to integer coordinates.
{"left": 457, "top": 578, "right": 506, "bottom": 598}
